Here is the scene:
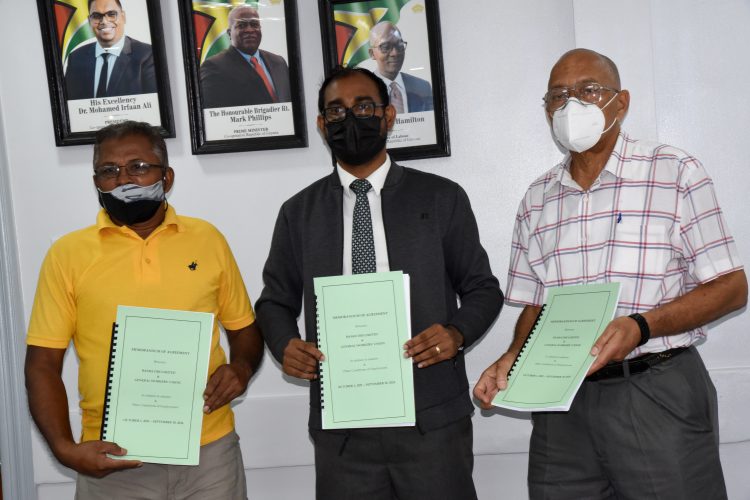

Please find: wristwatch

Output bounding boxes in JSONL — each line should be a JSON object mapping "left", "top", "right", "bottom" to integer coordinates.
{"left": 628, "top": 313, "right": 651, "bottom": 346}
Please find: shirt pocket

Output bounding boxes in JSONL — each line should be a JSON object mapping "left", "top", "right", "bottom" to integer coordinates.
{"left": 610, "top": 223, "right": 672, "bottom": 278}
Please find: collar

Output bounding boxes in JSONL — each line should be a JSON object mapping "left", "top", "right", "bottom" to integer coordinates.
{"left": 94, "top": 36, "right": 125, "bottom": 58}
{"left": 234, "top": 47, "right": 261, "bottom": 64}
{"left": 97, "top": 204, "right": 184, "bottom": 236}
{"left": 374, "top": 70, "right": 405, "bottom": 91}
{"left": 544, "top": 131, "right": 632, "bottom": 193}
{"left": 337, "top": 155, "right": 392, "bottom": 196}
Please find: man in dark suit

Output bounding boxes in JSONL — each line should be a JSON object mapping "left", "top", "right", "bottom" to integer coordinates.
{"left": 64, "top": 0, "right": 156, "bottom": 100}
{"left": 256, "top": 67, "right": 503, "bottom": 499}
{"left": 199, "top": 5, "right": 291, "bottom": 108}
{"left": 368, "top": 22, "right": 433, "bottom": 113}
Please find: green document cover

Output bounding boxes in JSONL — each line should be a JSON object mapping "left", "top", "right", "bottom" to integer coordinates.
{"left": 493, "top": 283, "right": 621, "bottom": 412}
{"left": 101, "top": 305, "right": 213, "bottom": 465}
{"left": 315, "top": 271, "right": 415, "bottom": 429}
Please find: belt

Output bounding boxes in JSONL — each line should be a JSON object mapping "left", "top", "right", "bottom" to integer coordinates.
{"left": 586, "top": 347, "right": 688, "bottom": 381}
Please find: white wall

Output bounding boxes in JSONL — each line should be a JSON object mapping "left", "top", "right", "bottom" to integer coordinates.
{"left": 1, "top": 0, "right": 748, "bottom": 499}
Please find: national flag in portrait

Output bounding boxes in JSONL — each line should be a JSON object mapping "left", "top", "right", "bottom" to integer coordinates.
{"left": 54, "top": 0, "right": 95, "bottom": 66}
{"left": 333, "top": 0, "right": 411, "bottom": 68}
{"left": 192, "top": 0, "right": 261, "bottom": 64}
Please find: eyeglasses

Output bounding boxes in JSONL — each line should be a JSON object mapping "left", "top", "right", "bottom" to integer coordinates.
{"left": 543, "top": 83, "right": 619, "bottom": 111}
{"left": 94, "top": 161, "right": 164, "bottom": 180}
{"left": 233, "top": 18, "right": 261, "bottom": 30}
{"left": 89, "top": 10, "right": 120, "bottom": 23}
{"left": 375, "top": 41, "right": 407, "bottom": 53}
{"left": 323, "top": 102, "right": 386, "bottom": 123}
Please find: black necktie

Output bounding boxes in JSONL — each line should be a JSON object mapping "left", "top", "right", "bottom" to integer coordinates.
{"left": 96, "top": 52, "right": 110, "bottom": 98}
{"left": 350, "top": 179, "right": 376, "bottom": 274}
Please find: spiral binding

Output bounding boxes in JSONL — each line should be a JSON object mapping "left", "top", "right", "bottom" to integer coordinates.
{"left": 316, "top": 294, "right": 325, "bottom": 411}
{"left": 507, "top": 304, "right": 547, "bottom": 380}
{"left": 100, "top": 322, "right": 120, "bottom": 440}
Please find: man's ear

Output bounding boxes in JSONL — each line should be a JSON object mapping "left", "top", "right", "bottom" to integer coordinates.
{"left": 317, "top": 114, "right": 327, "bottom": 137}
{"left": 163, "top": 166, "right": 175, "bottom": 193}
{"left": 615, "top": 89, "right": 630, "bottom": 122}
{"left": 384, "top": 104, "right": 396, "bottom": 131}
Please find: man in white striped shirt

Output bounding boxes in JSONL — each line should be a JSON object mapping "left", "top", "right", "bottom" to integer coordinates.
{"left": 475, "top": 48, "right": 747, "bottom": 499}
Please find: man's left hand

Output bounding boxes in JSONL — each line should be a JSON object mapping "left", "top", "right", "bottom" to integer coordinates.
{"left": 203, "top": 361, "right": 253, "bottom": 413}
{"left": 403, "top": 324, "right": 464, "bottom": 368}
{"left": 587, "top": 316, "right": 642, "bottom": 375}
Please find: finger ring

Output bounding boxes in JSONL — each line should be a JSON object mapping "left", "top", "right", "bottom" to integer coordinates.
{"left": 435, "top": 346, "right": 441, "bottom": 354}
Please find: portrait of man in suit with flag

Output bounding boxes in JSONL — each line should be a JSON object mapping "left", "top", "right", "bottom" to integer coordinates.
{"left": 367, "top": 21, "right": 433, "bottom": 113}
{"left": 331, "top": 0, "right": 434, "bottom": 115}
{"left": 63, "top": 0, "right": 157, "bottom": 100}
{"left": 199, "top": 3, "right": 292, "bottom": 109}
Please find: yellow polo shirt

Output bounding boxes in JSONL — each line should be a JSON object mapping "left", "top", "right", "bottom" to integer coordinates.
{"left": 27, "top": 206, "right": 255, "bottom": 445}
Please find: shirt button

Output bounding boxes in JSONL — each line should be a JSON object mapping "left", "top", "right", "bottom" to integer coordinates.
{"left": 145, "top": 258, "right": 151, "bottom": 264}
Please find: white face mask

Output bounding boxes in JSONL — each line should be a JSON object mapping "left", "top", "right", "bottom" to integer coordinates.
{"left": 97, "top": 181, "right": 165, "bottom": 202}
{"left": 551, "top": 95, "right": 618, "bottom": 153}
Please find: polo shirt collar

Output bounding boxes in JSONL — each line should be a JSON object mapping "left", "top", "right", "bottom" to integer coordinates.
{"left": 96, "top": 204, "right": 184, "bottom": 235}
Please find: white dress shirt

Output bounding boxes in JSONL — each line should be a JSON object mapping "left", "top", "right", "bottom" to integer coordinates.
{"left": 337, "top": 156, "right": 392, "bottom": 275}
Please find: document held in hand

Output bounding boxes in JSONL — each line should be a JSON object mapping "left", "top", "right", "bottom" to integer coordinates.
{"left": 101, "top": 305, "right": 213, "bottom": 465}
{"left": 492, "top": 283, "right": 621, "bottom": 412}
{"left": 314, "top": 271, "right": 415, "bottom": 429}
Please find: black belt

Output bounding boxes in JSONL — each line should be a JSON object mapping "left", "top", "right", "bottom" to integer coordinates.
{"left": 586, "top": 347, "right": 688, "bottom": 381}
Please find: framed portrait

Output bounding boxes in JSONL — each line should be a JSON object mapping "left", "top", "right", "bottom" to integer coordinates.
{"left": 37, "top": 0, "right": 175, "bottom": 146}
{"left": 319, "top": 0, "right": 449, "bottom": 161}
{"left": 178, "top": 0, "right": 307, "bottom": 155}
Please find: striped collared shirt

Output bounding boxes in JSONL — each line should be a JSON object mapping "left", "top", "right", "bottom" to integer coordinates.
{"left": 507, "top": 132, "right": 743, "bottom": 356}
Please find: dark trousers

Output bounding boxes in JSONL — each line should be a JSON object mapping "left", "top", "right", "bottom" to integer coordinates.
{"left": 311, "top": 415, "right": 477, "bottom": 500}
{"left": 528, "top": 346, "right": 727, "bottom": 500}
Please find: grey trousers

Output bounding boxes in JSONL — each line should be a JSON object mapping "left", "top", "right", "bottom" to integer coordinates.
{"left": 311, "top": 415, "right": 477, "bottom": 500}
{"left": 528, "top": 346, "right": 727, "bottom": 500}
{"left": 75, "top": 430, "right": 247, "bottom": 500}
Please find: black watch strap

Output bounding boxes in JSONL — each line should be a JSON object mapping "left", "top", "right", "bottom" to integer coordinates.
{"left": 628, "top": 313, "right": 651, "bottom": 347}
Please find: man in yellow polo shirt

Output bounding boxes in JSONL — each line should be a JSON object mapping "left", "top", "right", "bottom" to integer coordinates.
{"left": 25, "top": 121, "right": 262, "bottom": 499}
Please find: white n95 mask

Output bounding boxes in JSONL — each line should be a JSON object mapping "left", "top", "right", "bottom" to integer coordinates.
{"left": 552, "top": 96, "right": 617, "bottom": 153}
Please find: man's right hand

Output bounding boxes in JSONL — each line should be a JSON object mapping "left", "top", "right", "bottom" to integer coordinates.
{"left": 282, "top": 338, "right": 325, "bottom": 380}
{"left": 57, "top": 440, "right": 142, "bottom": 478}
{"left": 472, "top": 351, "right": 517, "bottom": 409}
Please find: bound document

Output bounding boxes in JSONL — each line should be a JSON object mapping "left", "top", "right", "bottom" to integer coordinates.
{"left": 492, "top": 283, "right": 621, "bottom": 412}
{"left": 315, "top": 271, "right": 415, "bottom": 429}
{"left": 101, "top": 305, "right": 213, "bottom": 465}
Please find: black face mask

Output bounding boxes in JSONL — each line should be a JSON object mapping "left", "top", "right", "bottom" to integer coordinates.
{"left": 325, "top": 114, "right": 387, "bottom": 166}
{"left": 97, "top": 182, "right": 164, "bottom": 226}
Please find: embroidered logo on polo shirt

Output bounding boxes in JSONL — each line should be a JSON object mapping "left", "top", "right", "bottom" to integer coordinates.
{"left": 188, "top": 261, "right": 198, "bottom": 271}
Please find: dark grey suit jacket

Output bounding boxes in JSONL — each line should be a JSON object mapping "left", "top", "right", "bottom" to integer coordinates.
{"left": 256, "top": 163, "right": 503, "bottom": 431}
{"left": 200, "top": 47, "right": 291, "bottom": 108}
{"left": 64, "top": 36, "right": 156, "bottom": 100}
{"left": 402, "top": 72, "right": 433, "bottom": 112}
